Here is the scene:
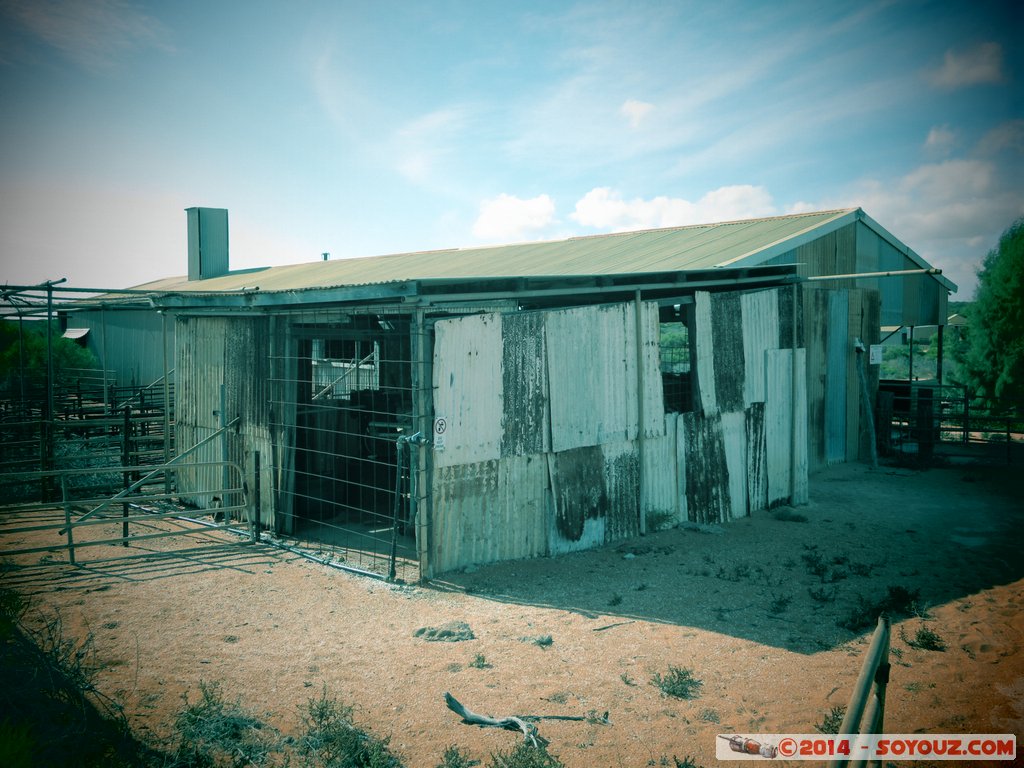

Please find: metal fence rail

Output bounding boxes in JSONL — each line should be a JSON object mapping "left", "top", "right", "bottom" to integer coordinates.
{"left": 878, "top": 383, "right": 1023, "bottom": 463}
{"left": 0, "top": 459, "right": 249, "bottom": 566}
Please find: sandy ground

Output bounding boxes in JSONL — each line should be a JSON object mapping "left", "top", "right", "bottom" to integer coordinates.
{"left": 2, "top": 460, "right": 1023, "bottom": 767}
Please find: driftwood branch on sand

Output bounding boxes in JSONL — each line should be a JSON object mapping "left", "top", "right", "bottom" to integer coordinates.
{"left": 444, "top": 692, "right": 550, "bottom": 748}
{"left": 444, "top": 692, "right": 611, "bottom": 749}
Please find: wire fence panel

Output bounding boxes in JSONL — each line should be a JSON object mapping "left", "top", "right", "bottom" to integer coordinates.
{"left": 269, "top": 310, "right": 425, "bottom": 582}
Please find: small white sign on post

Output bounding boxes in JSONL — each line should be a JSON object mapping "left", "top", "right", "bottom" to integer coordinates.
{"left": 433, "top": 416, "right": 447, "bottom": 450}
{"left": 869, "top": 344, "right": 883, "bottom": 365}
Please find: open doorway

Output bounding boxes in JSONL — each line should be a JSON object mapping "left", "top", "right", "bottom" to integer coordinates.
{"left": 283, "top": 313, "right": 419, "bottom": 579}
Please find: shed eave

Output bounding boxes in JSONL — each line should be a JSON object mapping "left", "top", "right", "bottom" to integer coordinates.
{"left": 855, "top": 209, "right": 958, "bottom": 293}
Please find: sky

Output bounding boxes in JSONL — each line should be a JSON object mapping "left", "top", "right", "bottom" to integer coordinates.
{"left": 0, "top": 0, "right": 1021, "bottom": 299}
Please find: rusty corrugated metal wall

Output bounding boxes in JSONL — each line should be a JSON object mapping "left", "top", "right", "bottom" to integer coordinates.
{"left": 175, "top": 315, "right": 274, "bottom": 528}
{"left": 429, "top": 301, "right": 662, "bottom": 573}
{"left": 428, "top": 289, "right": 820, "bottom": 574}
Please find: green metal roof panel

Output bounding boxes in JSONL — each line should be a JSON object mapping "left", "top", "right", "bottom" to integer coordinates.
{"left": 132, "top": 209, "right": 858, "bottom": 295}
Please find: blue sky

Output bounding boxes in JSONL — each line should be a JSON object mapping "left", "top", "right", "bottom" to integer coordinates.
{"left": 1, "top": 0, "right": 1020, "bottom": 298}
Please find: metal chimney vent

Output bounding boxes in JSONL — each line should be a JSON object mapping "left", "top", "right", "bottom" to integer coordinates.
{"left": 186, "top": 207, "right": 229, "bottom": 281}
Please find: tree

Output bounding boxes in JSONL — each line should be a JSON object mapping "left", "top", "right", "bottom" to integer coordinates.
{"left": 958, "top": 217, "right": 1024, "bottom": 404}
{"left": 0, "top": 320, "right": 99, "bottom": 395}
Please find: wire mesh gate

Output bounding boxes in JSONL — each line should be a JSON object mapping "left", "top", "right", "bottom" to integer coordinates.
{"left": 269, "top": 310, "right": 427, "bottom": 582}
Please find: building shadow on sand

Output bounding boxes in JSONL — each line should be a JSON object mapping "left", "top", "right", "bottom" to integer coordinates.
{"left": 432, "top": 462, "right": 1024, "bottom": 655}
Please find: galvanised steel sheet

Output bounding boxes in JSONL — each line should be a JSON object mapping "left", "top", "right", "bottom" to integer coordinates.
{"left": 432, "top": 312, "right": 503, "bottom": 469}
{"left": 740, "top": 288, "right": 780, "bottom": 406}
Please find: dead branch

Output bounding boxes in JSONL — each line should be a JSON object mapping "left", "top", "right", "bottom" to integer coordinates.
{"left": 592, "top": 620, "right": 635, "bottom": 632}
{"left": 444, "top": 692, "right": 549, "bottom": 748}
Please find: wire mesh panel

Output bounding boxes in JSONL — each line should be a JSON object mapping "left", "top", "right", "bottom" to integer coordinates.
{"left": 269, "top": 310, "right": 424, "bottom": 581}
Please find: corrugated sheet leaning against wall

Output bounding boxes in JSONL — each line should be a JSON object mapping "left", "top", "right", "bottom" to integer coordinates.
{"left": 175, "top": 315, "right": 274, "bottom": 527}
{"left": 428, "top": 288, "right": 810, "bottom": 575}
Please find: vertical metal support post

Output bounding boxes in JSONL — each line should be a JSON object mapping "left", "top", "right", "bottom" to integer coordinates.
{"left": 936, "top": 324, "right": 944, "bottom": 386}
{"left": 634, "top": 290, "right": 646, "bottom": 535}
{"left": 101, "top": 307, "right": 110, "bottom": 415}
{"left": 220, "top": 384, "right": 230, "bottom": 517}
{"left": 162, "top": 312, "right": 172, "bottom": 495}
{"left": 17, "top": 310, "right": 26, "bottom": 407}
{"left": 43, "top": 282, "right": 55, "bottom": 498}
{"left": 411, "top": 309, "right": 432, "bottom": 578}
{"left": 122, "top": 405, "right": 131, "bottom": 546}
{"left": 388, "top": 438, "right": 404, "bottom": 582}
{"left": 856, "top": 346, "right": 879, "bottom": 469}
{"left": 253, "top": 450, "right": 261, "bottom": 541}
{"left": 790, "top": 283, "right": 799, "bottom": 501}
{"left": 908, "top": 326, "right": 915, "bottom": 382}
{"left": 62, "top": 475, "right": 75, "bottom": 565}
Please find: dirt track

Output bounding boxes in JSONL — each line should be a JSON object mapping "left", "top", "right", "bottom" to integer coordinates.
{"left": 4, "top": 461, "right": 1022, "bottom": 766}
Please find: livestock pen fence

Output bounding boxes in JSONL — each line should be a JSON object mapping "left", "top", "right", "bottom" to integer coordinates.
{"left": 0, "top": 367, "right": 258, "bottom": 568}
{"left": 0, "top": 367, "right": 175, "bottom": 496}
{"left": 0, "top": 456, "right": 250, "bottom": 568}
{"left": 877, "top": 382, "right": 1024, "bottom": 464}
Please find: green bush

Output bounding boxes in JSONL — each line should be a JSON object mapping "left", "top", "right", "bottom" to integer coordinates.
{"left": 296, "top": 687, "right": 403, "bottom": 768}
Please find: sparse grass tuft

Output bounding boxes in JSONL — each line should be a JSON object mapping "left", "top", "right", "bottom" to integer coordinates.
{"left": 815, "top": 705, "right": 847, "bottom": 733}
{"left": 808, "top": 585, "right": 837, "bottom": 603}
{"left": 801, "top": 549, "right": 829, "bottom": 580}
{"left": 716, "top": 563, "right": 752, "bottom": 582}
{"left": 437, "top": 745, "right": 477, "bottom": 768}
{"left": 839, "top": 585, "right": 922, "bottom": 632}
{"left": 698, "top": 708, "right": 720, "bottom": 724}
{"left": 468, "top": 653, "right": 492, "bottom": 669}
{"left": 523, "top": 635, "right": 553, "bottom": 649}
{"left": 651, "top": 666, "right": 703, "bottom": 700}
{"left": 849, "top": 561, "right": 875, "bottom": 577}
{"left": 486, "top": 741, "right": 565, "bottom": 767}
{"left": 905, "top": 626, "right": 947, "bottom": 652}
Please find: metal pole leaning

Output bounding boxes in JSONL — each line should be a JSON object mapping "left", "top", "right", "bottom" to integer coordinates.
{"left": 828, "top": 614, "right": 891, "bottom": 768}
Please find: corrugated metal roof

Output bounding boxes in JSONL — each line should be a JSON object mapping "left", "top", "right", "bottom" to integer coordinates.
{"left": 133, "top": 208, "right": 858, "bottom": 295}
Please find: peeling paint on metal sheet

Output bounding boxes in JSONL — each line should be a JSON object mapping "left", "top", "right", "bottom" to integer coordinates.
{"left": 552, "top": 446, "right": 607, "bottom": 542}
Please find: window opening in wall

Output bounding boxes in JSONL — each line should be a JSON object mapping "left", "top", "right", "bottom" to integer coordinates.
{"left": 660, "top": 304, "right": 694, "bottom": 414}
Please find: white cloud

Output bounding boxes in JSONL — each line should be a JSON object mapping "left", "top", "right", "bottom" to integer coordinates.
{"left": 929, "top": 42, "right": 1004, "bottom": 89}
{"left": 570, "top": 186, "right": 777, "bottom": 231}
{"left": 924, "top": 125, "right": 956, "bottom": 156}
{"left": 472, "top": 193, "right": 556, "bottom": 241}
{"left": 620, "top": 99, "right": 654, "bottom": 128}
{"left": 1, "top": 0, "right": 173, "bottom": 72}
{"left": 828, "top": 158, "right": 1024, "bottom": 296}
